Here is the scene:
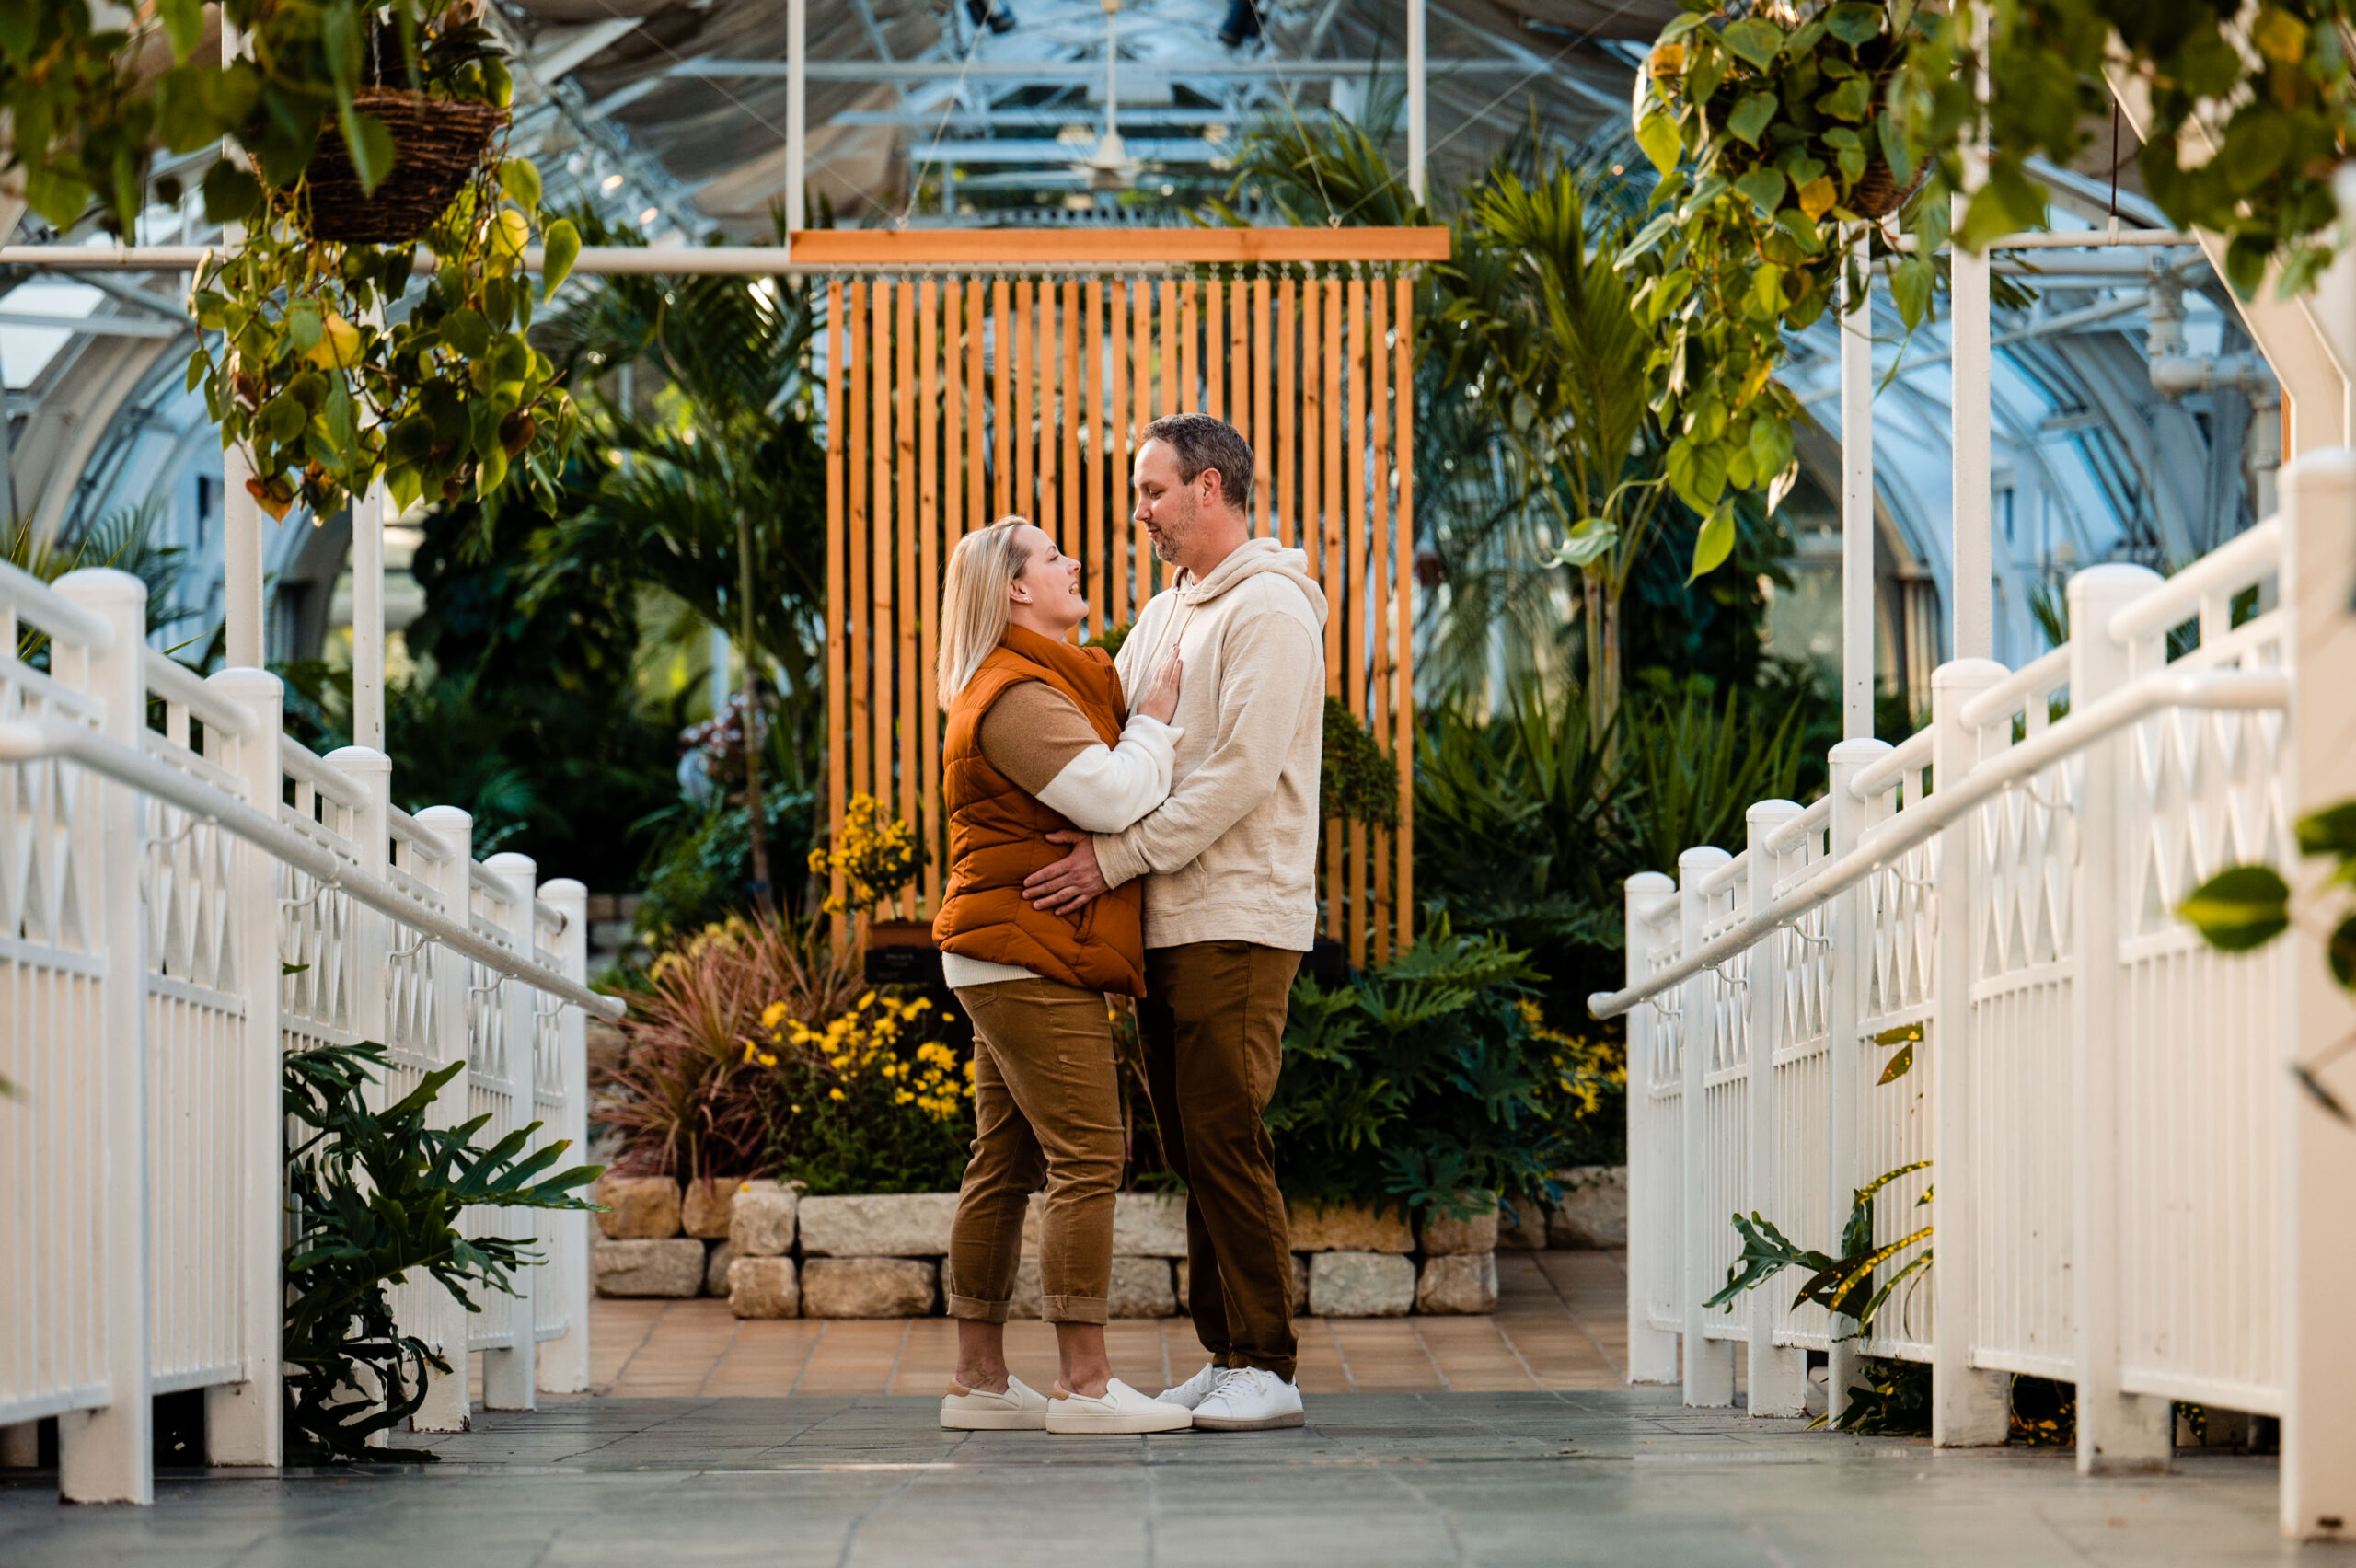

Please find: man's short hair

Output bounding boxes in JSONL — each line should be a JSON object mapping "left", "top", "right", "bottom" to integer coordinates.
{"left": 1142, "top": 413, "right": 1254, "bottom": 513}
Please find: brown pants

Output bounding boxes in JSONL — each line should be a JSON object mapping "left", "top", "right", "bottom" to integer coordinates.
{"left": 945, "top": 978, "right": 1125, "bottom": 1325}
{"left": 1139, "top": 940, "right": 1302, "bottom": 1381}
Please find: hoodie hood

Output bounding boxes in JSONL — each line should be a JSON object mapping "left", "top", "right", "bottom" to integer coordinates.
{"left": 1175, "top": 537, "right": 1329, "bottom": 628}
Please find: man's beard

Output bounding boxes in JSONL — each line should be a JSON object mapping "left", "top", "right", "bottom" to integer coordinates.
{"left": 1149, "top": 495, "right": 1195, "bottom": 563}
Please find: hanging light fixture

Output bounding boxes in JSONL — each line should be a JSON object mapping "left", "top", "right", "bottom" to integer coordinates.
{"left": 1077, "top": 0, "right": 1139, "bottom": 191}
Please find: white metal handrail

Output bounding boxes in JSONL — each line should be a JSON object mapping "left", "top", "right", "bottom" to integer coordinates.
{"left": 1588, "top": 665, "right": 2290, "bottom": 1020}
{"left": 141, "top": 649, "right": 254, "bottom": 737}
{"left": 2108, "top": 516, "right": 2282, "bottom": 643}
{"left": 0, "top": 559, "right": 115, "bottom": 651}
{"left": 0, "top": 717, "right": 621, "bottom": 1021}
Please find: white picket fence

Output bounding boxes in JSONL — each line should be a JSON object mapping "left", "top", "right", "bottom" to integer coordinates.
{"left": 0, "top": 564, "right": 620, "bottom": 1504}
{"left": 1595, "top": 449, "right": 2356, "bottom": 1539}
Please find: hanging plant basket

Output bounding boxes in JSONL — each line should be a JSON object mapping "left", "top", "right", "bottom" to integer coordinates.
{"left": 301, "top": 87, "right": 508, "bottom": 245}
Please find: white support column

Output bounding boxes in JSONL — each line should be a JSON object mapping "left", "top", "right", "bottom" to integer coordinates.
{"left": 2281, "top": 447, "right": 2356, "bottom": 1540}
{"left": 785, "top": 0, "right": 807, "bottom": 239}
{"left": 1406, "top": 0, "right": 1427, "bottom": 206}
{"left": 537, "top": 879, "right": 593, "bottom": 1396}
{"left": 1841, "top": 229, "right": 1876, "bottom": 739}
{"left": 351, "top": 484, "right": 386, "bottom": 753}
{"left": 2068, "top": 560, "right": 2173, "bottom": 1475}
{"left": 1745, "top": 801, "right": 1810, "bottom": 1418}
{"left": 1823, "top": 737, "right": 1888, "bottom": 1416}
{"left": 52, "top": 569, "right": 154, "bottom": 1505}
{"left": 203, "top": 667, "right": 286, "bottom": 1467}
{"left": 1623, "top": 870, "right": 1680, "bottom": 1385}
{"left": 1929, "top": 657, "right": 2010, "bottom": 1447}
{"left": 1680, "top": 847, "right": 1736, "bottom": 1408}
{"left": 1950, "top": 14, "right": 1993, "bottom": 663}
{"left": 221, "top": 17, "right": 265, "bottom": 672}
{"left": 480, "top": 851, "right": 540, "bottom": 1412}
{"left": 410, "top": 805, "right": 476, "bottom": 1435}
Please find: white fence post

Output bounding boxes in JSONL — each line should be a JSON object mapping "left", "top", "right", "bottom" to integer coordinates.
{"left": 2281, "top": 447, "right": 2356, "bottom": 1540}
{"left": 51, "top": 570, "right": 153, "bottom": 1504}
{"left": 1623, "top": 870, "right": 1679, "bottom": 1385}
{"left": 1745, "top": 801, "right": 1809, "bottom": 1417}
{"left": 481, "top": 851, "right": 539, "bottom": 1411}
{"left": 410, "top": 805, "right": 475, "bottom": 1434}
{"left": 1680, "top": 847, "right": 1735, "bottom": 1407}
{"left": 1824, "top": 737, "right": 1888, "bottom": 1412}
{"left": 537, "top": 878, "right": 592, "bottom": 1395}
{"left": 2070, "top": 561, "right": 2175, "bottom": 1474}
{"left": 1930, "top": 658, "right": 2010, "bottom": 1446}
{"left": 202, "top": 669, "right": 285, "bottom": 1466}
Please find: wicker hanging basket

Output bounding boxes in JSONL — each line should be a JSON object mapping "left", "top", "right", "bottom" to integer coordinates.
{"left": 1849, "top": 154, "right": 1928, "bottom": 220}
{"left": 302, "top": 87, "right": 508, "bottom": 246}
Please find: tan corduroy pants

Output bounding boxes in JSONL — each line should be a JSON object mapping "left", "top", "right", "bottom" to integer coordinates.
{"left": 1138, "top": 940, "right": 1302, "bottom": 1382}
{"left": 944, "top": 978, "right": 1125, "bottom": 1325}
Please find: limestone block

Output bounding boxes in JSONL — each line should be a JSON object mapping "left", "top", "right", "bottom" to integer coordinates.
{"left": 730, "top": 1183, "right": 799, "bottom": 1258}
{"left": 727, "top": 1256, "right": 801, "bottom": 1320}
{"left": 594, "top": 1238, "right": 704, "bottom": 1297}
{"left": 802, "top": 1257, "right": 938, "bottom": 1318}
{"left": 1113, "top": 1192, "right": 1189, "bottom": 1257}
{"left": 1415, "top": 1252, "right": 1499, "bottom": 1315}
{"left": 681, "top": 1176, "right": 753, "bottom": 1239}
{"left": 1177, "top": 1254, "right": 1309, "bottom": 1315}
{"left": 1307, "top": 1251, "right": 1415, "bottom": 1318}
{"left": 1549, "top": 1166, "right": 1628, "bottom": 1250}
{"left": 703, "top": 1241, "right": 736, "bottom": 1297}
{"left": 595, "top": 1174, "right": 681, "bottom": 1240}
{"left": 1286, "top": 1199, "right": 1413, "bottom": 1254}
{"left": 799, "top": 1193, "right": 960, "bottom": 1257}
{"left": 1496, "top": 1195, "right": 1550, "bottom": 1251}
{"left": 1417, "top": 1196, "right": 1499, "bottom": 1256}
{"left": 1109, "top": 1257, "right": 1175, "bottom": 1318}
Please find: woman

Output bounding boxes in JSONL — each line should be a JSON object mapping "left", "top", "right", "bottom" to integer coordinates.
{"left": 930, "top": 515, "right": 1194, "bottom": 1435}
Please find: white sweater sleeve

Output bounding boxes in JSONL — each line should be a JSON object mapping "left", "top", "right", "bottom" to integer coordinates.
{"left": 1033, "top": 715, "right": 1184, "bottom": 834}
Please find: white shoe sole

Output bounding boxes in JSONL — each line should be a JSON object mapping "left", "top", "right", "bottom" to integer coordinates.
{"left": 1045, "top": 1406, "right": 1195, "bottom": 1435}
{"left": 941, "top": 1408, "right": 1047, "bottom": 1431}
{"left": 1190, "top": 1408, "right": 1306, "bottom": 1432}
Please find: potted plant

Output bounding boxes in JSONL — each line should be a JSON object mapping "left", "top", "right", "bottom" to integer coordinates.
{"left": 808, "top": 793, "right": 934, "bottom": 978}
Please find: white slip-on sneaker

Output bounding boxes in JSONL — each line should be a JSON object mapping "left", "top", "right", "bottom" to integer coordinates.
{"left": 1189, "top": 1366, "right": 1305, "bottom": 1432}
{"left": 941, "top": 1375, "right": 1051, "bottom": 1430}
{"left": 1044, "top": 1378, "right": 1195, "bottom": 1435}
{"left": 1158, "top": 1361, "right": 1225, "bottom": 1411}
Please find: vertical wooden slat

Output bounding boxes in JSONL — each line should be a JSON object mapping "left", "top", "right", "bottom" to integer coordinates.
{"left": 1159, "top": 280, "right": 1178, "bottom": 417}
{"left": 1345, "top": 274, "right": 1369, "bottom": 970}
{"left": 918, "top": 280, "right": 942, "bottom": 916}
{"left": 871, "top": 281, "right": 895, "bottom": 850}
{"left": 1143, "top": 282, "right": 1164, "bottom": 602}
{"left": 1015, "top": 280, "right": 1034, "bottom": 524}
{"left": 848, "top": 282, "right": 871, "bottom": 813}
{"left": 1368, "top": 276, "right": 1392, "bottom": 959}
{"left": 1277, "top": 276, "right": 1298, "bottom": 550}
{"left": 1393, "top": 274, "right": 1415, "bottom": 949}
{"left": 1298, "top": 276, "right": 1319, "bottom": 574}
{"left": 896, "top": 281, "right": 919, "bottom": 917}
{"left": 1109, "top": 280, "right": 1130, "bottom": 631}
{"left": 826, "top": 281, "right": 848, "bottom": 926}
{"left": 1037, "top": 282, "right": 1059, "bottom": 545}
{"left": 1251, "top": 276, "right": 1270, "bottom": 535}
{"left": 1179, "top": 280, "right": 1198, "bottom": 416}
{"left": 1322, "top": 277, "right": 1345, "bottom": 951}
{"left": 1062, "top": 278, "right": 1082, "bottom": 561}
{"left": 991, "top": 278, "right": 1011, "bottom": 520}
{"left": 1203, "top": 273, "right": 1222, "bottom": 422}
{"left": 1085, "top": 279, "right": 1105, "bottom": 640}
{"left": 967, "top": 279, "right": 987, "bottom": 532}
{"left": 944, "top": 278, "right": 964, "bottom": 552}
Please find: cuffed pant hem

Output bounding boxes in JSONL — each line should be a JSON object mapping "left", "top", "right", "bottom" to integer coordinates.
{"left": 1039, "top": 1294, "right": 1110, "bottom": 1325}
{"left": 1232, "top": 1354, "right": 1299, "bottom": 1382}
{"left": 947, "top": 1292, "right": 1012, "bottom": 1324}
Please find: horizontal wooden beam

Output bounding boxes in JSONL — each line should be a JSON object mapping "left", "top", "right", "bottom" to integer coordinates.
{"left": 787, "top": 228, "right": 1453, "bottom": 266}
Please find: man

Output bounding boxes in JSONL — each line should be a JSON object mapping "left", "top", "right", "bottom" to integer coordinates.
{"left": 1023, "top": 412, "right": 1326, "bottom": 1431}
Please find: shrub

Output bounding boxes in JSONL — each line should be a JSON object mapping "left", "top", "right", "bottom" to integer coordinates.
{"left": 739, "top": 991, "right": 976, "bottom": 1194}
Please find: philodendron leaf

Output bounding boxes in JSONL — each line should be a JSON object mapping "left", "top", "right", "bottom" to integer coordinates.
{"left": 541, "top": 218, "right": 582, "bottom": 294}
{"left": 1727, "top": 92, "right": 1779, "bottom": 147}
{"left": 1872, "top": 1022, "right": 1923, "bottom": 1046}
{"left": 2329, "top": 913, "right": 2356, "bottom": 992}
{"left": 2178, "top": 864, "right": 2291, "bottom": 952}
{"left": 1721, "top": 18, "right": 1784, "bottom": 67}
{"left": 1553, "top": 517, "right": 1619, "bottom": 569}
{"left": 1688, "top": 499, "right": 1736, "bottom": 582}
{"left": 1877, "top": 1042, "right": 1915, "bottom": 1084}
{"left": 2296, "top": 801, "right": 2356, "bottom": 859}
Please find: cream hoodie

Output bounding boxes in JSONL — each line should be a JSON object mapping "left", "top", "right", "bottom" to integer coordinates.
{"left": 1093, "top": 537, "right": 1328, "bottom": 951}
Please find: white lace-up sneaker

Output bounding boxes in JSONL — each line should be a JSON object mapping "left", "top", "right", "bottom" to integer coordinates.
{"left": 1045, "top": 1378, "right": 1195, "bottom": 1435}
{"left": 1158, "top": 1361, "right": 1225, "bottom": 1411}
{"left": 1189, "top": 1366, "right": 1305, "bottom": 1432}
{"left": 941, "top": 1374, "right": 1051, "bottom": 1430}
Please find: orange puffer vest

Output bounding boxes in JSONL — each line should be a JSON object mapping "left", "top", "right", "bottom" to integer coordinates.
{"left": 930, "top": 625, "right": 1148, "bottom": 997}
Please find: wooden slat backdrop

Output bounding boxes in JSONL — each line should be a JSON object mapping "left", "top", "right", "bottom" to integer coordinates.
{"left": 823, "top": 245, "right": 1428, "bottom": 967}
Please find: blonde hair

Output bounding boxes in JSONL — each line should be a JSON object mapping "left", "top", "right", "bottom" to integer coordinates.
{"left": 936, "top": 516, "right": 1037, "bottom": 704}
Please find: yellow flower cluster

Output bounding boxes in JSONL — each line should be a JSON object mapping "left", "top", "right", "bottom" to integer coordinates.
{"left": 745, "top": 989, "right": 974, "bottom": 1123}
{"left": 807, "top": 793, "right": 924, "bottom": 917}
{"left": 1521, "top": 999, "right": 1626, "bottom": 1119}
